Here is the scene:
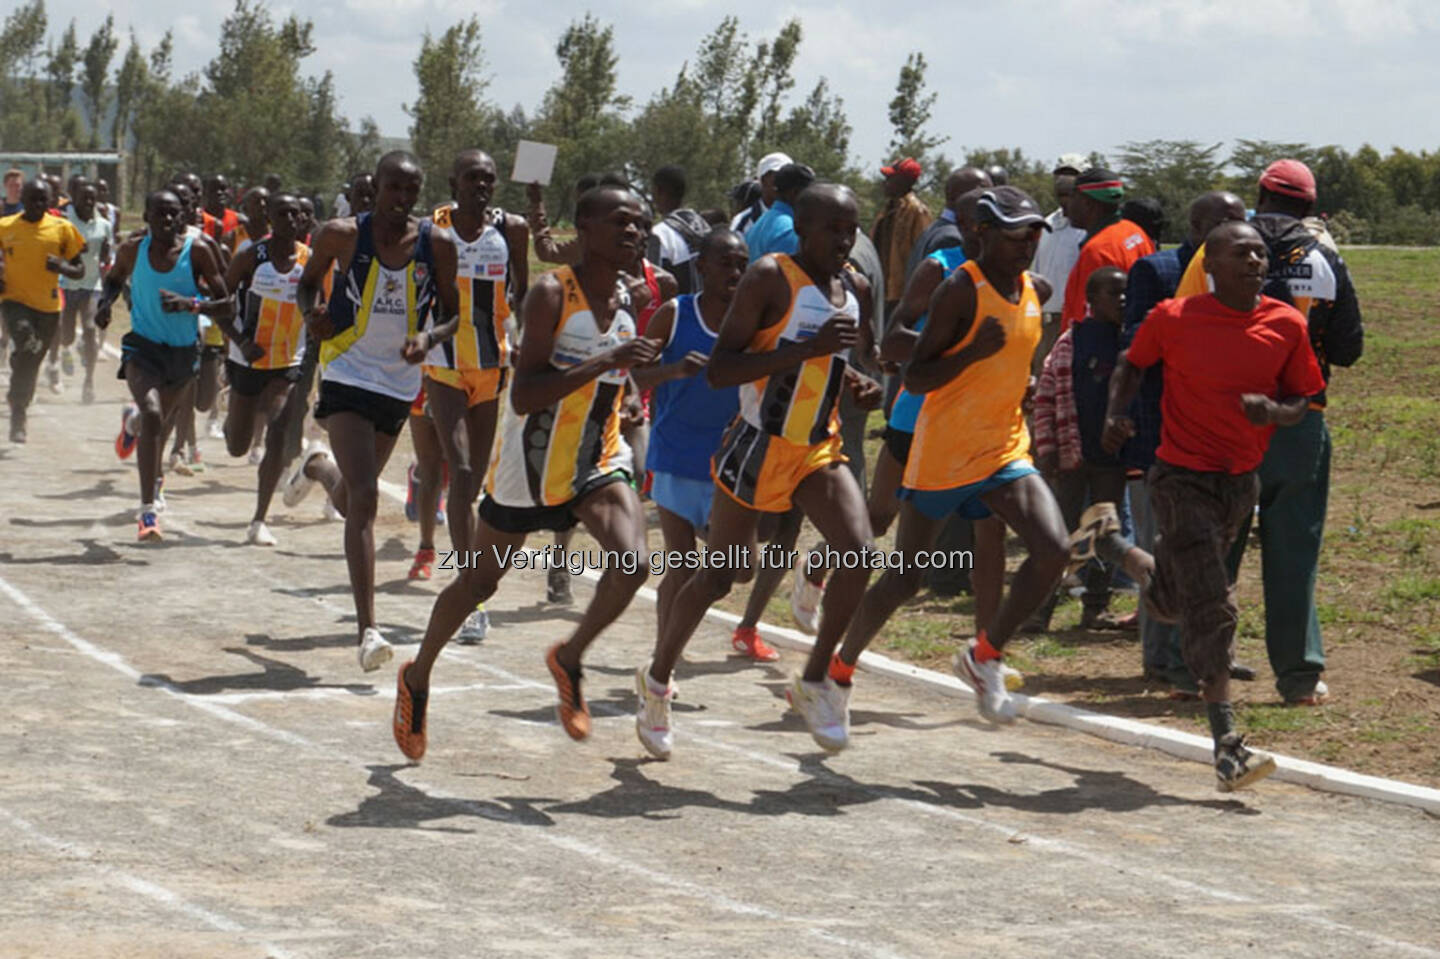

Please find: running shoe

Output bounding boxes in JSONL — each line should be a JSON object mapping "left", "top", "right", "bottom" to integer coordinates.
{"left": 392, "top": 661, "right": 427, "bottom": 761}
{"left": 358, "top": 627, "right": 394, "bottom": 672}
{"left": 9, "top": 419, "right": 25, "bottom": 444}
{"left": 1286, "top": 679, "right": 1330, "bottom": 707}
{"left": 322, "top": 500, "right": 342, "bottom": 522}
{"left": 545, "top": 642, "right": 591, "bottom": 740}
{"left": 1000, "top": 662, "right": 1025, "bottom": 692}
{"left": 245, "top": 520, "right": 277, "bottom": 547}
{"left": 168, "top": 450, "right": 194, "bottom": 477}
{"left": 206, "top": 411, "right": 224, "bottom": 439}
{"left": 115, "top": 404, "right": 138, "bottom": 460}
{"left": 635, "top": 664, "right": 676, "bottom": 760}
{"left": 404, "top": 462, "right": 419, "bottom": 522}
{"left": 790, "top": 564, "right": 824, "bottom": 635}
{"left": 784, "top": 674, "right": 850, "bottom": 752}
{"left": 247, "top": 445, "right": 264, "bottom": 466}
{"left": 1214, "top": 733, "right": 1277, "bottom": 792}
{"left": 409, "top": 547, "right": 436, "bottom": 580}
{"left": 61, "top": 350, "right": 74, "bottom": 376}
{"left": 137, "top": 508, "right": 162, "bottom": 542}
{"left": 953, "top": 642, "right": 1018, "bottom": 725}
{"left": 456, "top": 604, "right": 489, "bottom": 644}
{"left": 546, "top": 566, "right": 574, "bottom": 605}
{"left": 47, "top": 365, "right": 62, "bottom": 394}
{"left": 81, "top": 382, "right": 94, "bottom": 405}
{"left": 188, "top": 446, "right": 205, "bottom": 473}
{"left": 731, "top": 625, "right": 781, "bottom": 662}
{"left": 282, "top": 441, "right": 332, "bottom": 507}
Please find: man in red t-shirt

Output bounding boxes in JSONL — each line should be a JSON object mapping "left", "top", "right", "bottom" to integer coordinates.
{"left": 1086, "top": 220, "right": 1325, "bottom": 792}
{"left": 1060, "top": 168, "right": 1155, "bottom": 332}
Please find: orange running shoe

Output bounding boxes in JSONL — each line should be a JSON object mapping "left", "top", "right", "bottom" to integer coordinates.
{"left": 731, "top": 626, "right": 780, "bottom": 662}
{"left": 392, "top": 661, "right": 427, "bottom": 761}
{"left": 115, "top": 404, "right": 138, "bottom": 460}
{"left": 409, "top": 547, "right": 436, "bottom": 580}
{"left": 137, "top": 509, "right": 162, "bottom": 542}
{"left": 545, "top": 643, "right": 591, "bottom": 740}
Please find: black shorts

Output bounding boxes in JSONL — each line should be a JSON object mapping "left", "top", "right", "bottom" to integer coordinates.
{"left": 883, "top": 425, "right": 914, "bottom": 465}
{"left": 119, "top": 331, "right": 198, "bottom": 388}
{"left": 477, "top": 473, "right": 630, "bottom": 535}
{"left": 226, "top": 359, "right": 303, "bottom": 397}
{"left": 314, "top": 380, "right": 412, "bottom": 437}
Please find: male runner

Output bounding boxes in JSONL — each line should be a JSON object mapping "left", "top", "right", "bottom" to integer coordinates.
{"left": 422, "top": 149, "right": 529, "bottom": 642}
{"left": 392, "top": 184, "right": 660, "bottom": 761}
{"left": 1094, "top": 220, "right": 1325, "bottom": 789}
{"left": 58, "top": 179, "right": 113, "bottom": 404}
{"left": 292, "top": 151, "right": 460, "bottom": 672}
{"left": 0, "top": 179, "right": 86, "bottom": 442}
{"left": 201, "top": 174, "right": 239, "bottom": 245}
{"left": 98, "top": 189, "right": 231, "bottom": 538}
{"left": 225, "top": 187, "right": 270, "bottom": 255}
{"left": 221, "top": 192, "right": 314, "bottom": 547}
{"left": 636, "top": 183, "right": 882, "bottom": 760}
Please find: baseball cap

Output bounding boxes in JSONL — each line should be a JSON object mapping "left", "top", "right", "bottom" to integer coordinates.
{"left": 1075, "top": 168, "right": 1125, "bottom": 204}
{"left": 1259, "top": 159, "right": 1317, "bottom": 202}
{"left": 755, "top": 152, "right": 793, "bottom": 180}
{"left": 881, "top": 157, "right": 923, "bottom": 180}
{"left": 774, "top": 163, "right": 816, "bottom": 195}
{"left": 976, "top": 186, "right": 1051, "bottom": 231}
{"left": 1053, "top": 153, "right": 1087, "bottom": 175}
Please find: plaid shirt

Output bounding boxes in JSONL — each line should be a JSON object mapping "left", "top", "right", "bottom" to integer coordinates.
{"left": 1120, "top": 242, "right": 1195, "bottom": 470}
{"left": 1033, "top": 328, "right": 1081, "bottom": 471}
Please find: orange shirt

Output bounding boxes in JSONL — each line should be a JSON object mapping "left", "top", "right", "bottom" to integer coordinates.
{"left": 905, "top": 261, "right": 1042, "bottom": 490}
{"left": 1060, "top": 218, "right": 1155, "bottom": 331}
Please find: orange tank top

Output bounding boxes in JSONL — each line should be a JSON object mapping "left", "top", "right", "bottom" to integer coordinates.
{"left": 904, "top": 260, "right": 1042, "bottom": 490}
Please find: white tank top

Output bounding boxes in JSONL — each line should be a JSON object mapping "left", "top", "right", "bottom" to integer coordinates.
{"left": 321, "top": 263, "right": 420, "bottom": 400}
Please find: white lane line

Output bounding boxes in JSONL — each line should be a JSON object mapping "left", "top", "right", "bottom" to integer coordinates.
{"left": 0, "top": 805, "right": 297, "bottom": 959}
{"left": 0, "top": 573, "right": 913, "bottom": 959}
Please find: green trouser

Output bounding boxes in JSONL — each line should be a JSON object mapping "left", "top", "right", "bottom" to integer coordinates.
{"left": 1226, "top": 408, "right": 1329, "bottom": 700}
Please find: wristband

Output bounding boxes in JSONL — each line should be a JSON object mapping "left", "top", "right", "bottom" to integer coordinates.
{"left": 191, "top": 296, "right": 202, "bottom": 314}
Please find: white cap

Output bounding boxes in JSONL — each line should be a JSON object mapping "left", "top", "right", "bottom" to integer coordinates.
{"left": 1054, "top": 153, "right": 1088, "bottom": 175}
{"left": 756, "top": 152, "right": 793, "bottom": 180}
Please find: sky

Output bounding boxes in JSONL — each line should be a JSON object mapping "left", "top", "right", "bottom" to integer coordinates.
{"left": 37, "top": 0, "right": 1440, "bottom": 176}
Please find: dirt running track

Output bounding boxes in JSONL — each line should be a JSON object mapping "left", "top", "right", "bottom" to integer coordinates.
{"left": 2, "top": 371, "right": 1438, "bottom": 959}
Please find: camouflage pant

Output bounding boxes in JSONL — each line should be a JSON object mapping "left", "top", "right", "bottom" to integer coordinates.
{"left": 3, "top": 301, "right": 60, "bottom": 417}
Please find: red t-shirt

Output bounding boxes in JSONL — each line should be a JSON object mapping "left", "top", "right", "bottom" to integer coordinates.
{"left": 1127, "top": 294, "right": 1325, "bottom": 474}
{"left": 1061, "top": 218, "right": 1155, "bottom": 331}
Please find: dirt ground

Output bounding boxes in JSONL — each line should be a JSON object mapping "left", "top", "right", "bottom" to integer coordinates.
{"left": 3, "top": 311, "right": 1440, "bottom": 957}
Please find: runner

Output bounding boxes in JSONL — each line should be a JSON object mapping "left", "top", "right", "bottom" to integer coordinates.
{"left": 0, "top": 178, "right": 87, "bottom": 443}
{"left": 631, "top": 227, "right": 766, "bottom": 656}
{"left": 290, "top": 150, "right": 460, "bottom": 672}
{"left": 1092, "top": 220, "right": 1326, "bottom": 790}
{"left": 97, "top": 189, "right": 230, "bottom": 538}
{"left": 637, "top": 183, "right": 883, "bottom": 760}
{"left": 421, "top": 148, "right": 530, "bottom": 642}
{"left": 225, "top": 187, "right": 270, "bottom": 255}
{"left": 220, "top": 192, "right": 315, "bottom": 547}
{"left": 392, "top": 183, "right": 661, "bottom": 761}
{"left": 201, "top": 174, "right": 239, "bottom": 246}
{"left": 57, "top": 179, "right": 114, "bottom": 405}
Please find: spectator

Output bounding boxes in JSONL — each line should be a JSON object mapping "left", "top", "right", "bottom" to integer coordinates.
{"left": 647, "top": 165, "right": 711, "bottom": 295}
{"left": 904, "top": 166, "right": 991, "bottom": 279}
{"left": 986, "top": 165, "right": 1009, "bottom": 186}
{"left": 731, "top": 152, "right": 792, "bottom": 236}
{"left": 745, "top": 163, "right": 815, "bottom": 262}
{"left": 2, "top": 169, "right": 22, "bottom": 216}
{"left": 1122, "top": 198, "right": 1166, "bottom": 245}
{"left": 1031, "top": 154, "right": 1087, "bottom": 373}
{"left": 1061, "top": 167, "right": 1155, "bottom": 332}
{"left": 871, "top": 156, "right": 932, "bottom": 324}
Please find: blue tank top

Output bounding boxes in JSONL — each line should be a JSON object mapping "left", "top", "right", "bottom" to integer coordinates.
{"left": 130, "top": 234, "right": 200, "bottom": 347}
{"left": 646, "top": 294, "right": 740, "bottom": 481}
{"left": 888, "top": 245, "right": 968, "bottom": 433}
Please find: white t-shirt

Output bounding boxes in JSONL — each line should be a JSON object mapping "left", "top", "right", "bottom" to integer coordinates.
{"left": 60, "top": 209, "right": 114, "bottom": 292}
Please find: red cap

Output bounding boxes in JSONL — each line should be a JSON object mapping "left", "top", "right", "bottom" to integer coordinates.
{"left": 881, "top": 157, "right": 923, "bottom": 180}
{"left": 1259, "top": 159, "right": 1317, "bottom": 203}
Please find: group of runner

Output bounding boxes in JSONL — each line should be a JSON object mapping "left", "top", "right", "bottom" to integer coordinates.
{"left": 1, "top": 144, "right": 1339, "bottom": 794}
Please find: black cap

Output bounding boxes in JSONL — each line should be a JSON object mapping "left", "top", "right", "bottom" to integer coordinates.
{"left": 775, "top": 163, "right": 816, "bottom": 194}
{"left": 975, "top": 186, "right": 1050, "bottom": 230}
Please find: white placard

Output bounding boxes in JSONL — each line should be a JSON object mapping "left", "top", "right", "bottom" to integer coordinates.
{"left": 511, "top": 140, "right": 558, "bottom": 186}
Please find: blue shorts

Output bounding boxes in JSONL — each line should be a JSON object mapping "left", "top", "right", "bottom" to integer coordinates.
{"left": 898, "top": 460, "right": 1038, "bottom": 521}
{"left": 650, "top": 471, "right": 715, "bottom": 530}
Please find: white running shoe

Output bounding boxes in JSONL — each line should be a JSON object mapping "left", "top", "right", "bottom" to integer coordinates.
{"left": 247, "top": 446, "right": 264, "bottom": 466}
{"left": 1001, "top": 663, "right": 1024, "bottom": 692}
{"left": 207, "top": 413, "right": 225, "bottom": 439}
{"left": 153, "top": 479, "right": 167, "bottom": 514}
{"left": 322, "top": 500, "right": 342, "bottom": 521}
{"left": 168, "top": 450, "right": 194, "bottom": 477}
{"left": 953, "top": 643, "right": 1018, "bottom": 725}
{"left": 785, "top": 674, "right": 850, "bottom": 752}
{"left": 634, "top": 664, "right": 676, "bottom": 760}
{"left": 358, "top": 627, "right": 393, "bottom": 672}
{"left": 790, "top": 565, "right": 823, "bottom": 636}
{"left": 456, "top": 605, "right": 490, "bottom": 645}
{"left": 246, "top": 520, "right": 277, "bottom": 547}
{"left": 282, "top": 441, "right": 332, "bottom": 507}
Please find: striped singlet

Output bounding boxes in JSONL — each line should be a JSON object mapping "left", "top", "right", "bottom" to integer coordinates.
{"left": 230, "top": 238, "right": 310, "bottom": 370}
{"left": 737, "top": 254, "right": 857, "bottom": 447}
{"left": 485, "top": 267, "right": 635, "bottom": 508}
{"left": 904, "top": 260, "right": 1042, "bottom": 490}
{"left": 425, "top": 204, "right": 513, "bottom": 371}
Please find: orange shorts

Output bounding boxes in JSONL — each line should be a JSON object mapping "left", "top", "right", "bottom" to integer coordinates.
{"left": 410, "top": 385, "right": 427, "bottom": 417}
{"left": 423, "top": 366, "right": 507, "bottom": 407}
{"left": 711, "top": 419, "right": 846, "bottom": 513}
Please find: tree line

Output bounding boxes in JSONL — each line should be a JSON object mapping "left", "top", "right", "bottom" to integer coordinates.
{"left": 4, "top": 0, "right": 1440, "bottom": 244}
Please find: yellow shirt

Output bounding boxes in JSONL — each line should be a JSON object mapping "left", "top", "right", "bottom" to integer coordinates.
{"left": 0, "top": 213, "right": 85, "bottom": 313}
{"left": 1174, "top": 242, "right": 1210, "bottom": 298}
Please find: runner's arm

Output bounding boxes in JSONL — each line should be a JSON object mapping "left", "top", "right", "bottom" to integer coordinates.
{"left": 505, "top": 213, "right": 530, "bottom": 302}
{"left": 708, "top": 258, "right": 854, "bottom": 388}
{"left": 425, "top": 229, "right": 461, "bottom": 344}
{"left": 880, "top": 258, "right": 943, "bottom": 363}
{"left": 94, "top": 238, "right": 141, "bottom": 328}
{"left": 904, "top": 270, "right": 996, "bottom": 394}
{"left": 630, "top": 301, "right": 704, "bottom": 390}
{"left": 298, "top": 219, "right": 352, "bottom": 340}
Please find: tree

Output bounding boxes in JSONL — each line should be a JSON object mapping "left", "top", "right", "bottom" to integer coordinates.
{"left": 340, "top": 116, "right": 384, "bottom": 183}
{"left": 44, "top": 20, "right": 77, "bottom": 120}
{"left": 80, "top": 14, "right": 117, "bottom": 148}
{"left": 1115, "top": 139, "right": 1226, "bottom": 242}
{"left": 887, "top": 52, "right": 946, "bottom": 164}
{"left": 111, "top": 32, "right": 147, "bottom": 149}
{"left": 0, "top": 0, "right": 52, "bottom": 149}
{"left": 297, "top": 72, "right": 348, "bottom": 196}
{"left": 406, "top": 17, "right": 492, "bottom": 206}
